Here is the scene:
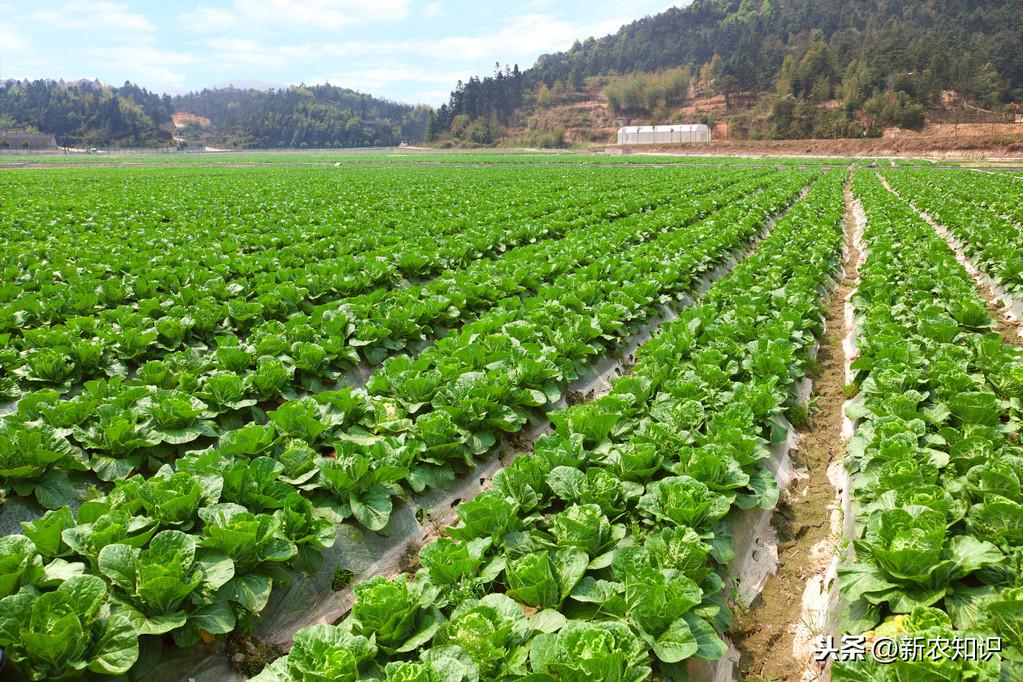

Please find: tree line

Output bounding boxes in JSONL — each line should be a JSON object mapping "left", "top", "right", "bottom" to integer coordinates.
{"left": 0, "top": 80, "right": 430, "bottom": 148}
{"left": 0, "top": 80, "right": 173, "bottom": 147}
{"left": 174, "top": 85, "right": 430, "bottom": 148}
{"left": 426, "top": 64, "right": 526, "bottom": 145}
{"left": 431, "top": 0, "right": 1023, "bottom": 142}
{"left": 4, "top": 0, "right": 1020, "bottom": 147}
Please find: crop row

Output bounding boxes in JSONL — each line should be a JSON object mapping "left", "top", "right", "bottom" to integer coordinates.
{"left": 882, "top": 170, "right": 1023, "bottom": 297}
{"left": 1, "top": 168, "right": 759, "bottom": 399}
{"left": 2, "top": 166, "right": 734, "bottom": 400}
{"left": 921, "top": 169, "right": 1023, "bottom": 227}
{"left": 309, "top": 171, "right": 770, "bottom": 368}
{"left": 831, "top": 172, "right": 1023, "bottom": 679}
{"left": 0, "top": 170, "right": 799, "bottom": 509}
{"left": 2, "top": 166, "right": 806, "bottom": 511}
{"left": 1, "top": 166, "right": 611, "bottom": 328}
{"left": 246, "top": 171, "right": 848, "bottom": 681}
{"left": 349, "top": 171, "right": 809, "bottom": 507}
{"left": 0, "top": 171, "right": 813, "bottom": 679}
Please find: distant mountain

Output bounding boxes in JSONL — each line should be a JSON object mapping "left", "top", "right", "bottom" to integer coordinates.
{"left": 430, "top": 0, "right": 1023, "bottom": 144}
{"left": 6, "top": 0, "right": 1020, "bottom": 148}
{"left": 0, "top": 80, "right": 430, "bottom": 148}
{"left": 0, "top": 79, "right": 174, "bottom": 147}
{"left": 172, "top": 84, "right": 431, "bottom": 148}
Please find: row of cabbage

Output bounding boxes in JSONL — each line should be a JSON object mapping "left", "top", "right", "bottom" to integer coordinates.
{"left": 882, "top": 169, "right": 1023, "bottom": 297}
{"left": 0, "top": 170, "right": 811, "bottom": 679}
{"left": 1, "top": 166, "right": 726, "bottom": 400}
{"left": 831, "top": 172, "right": 1023, "bottom": 679}
{"left": 2, "top": 168, "right": 758, "bottom": 399}
{"left": 248, "top": 171, "right": 847, "bottom": 681}
{"left": 1, "top": 165, "right": 620, "bottom": 329}
{"left": 0, "top": 169, "right": 786, "bottom": 510}
{"left": 919, "top": 169, "right": 1023, "bottom": 228}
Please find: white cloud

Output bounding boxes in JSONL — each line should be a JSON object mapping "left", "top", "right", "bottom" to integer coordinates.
{"left": 422, "top": 2, "right": 442, "bottom": 17}
{"left": 193, "top": 10, "right": 633, "bottom": 102}
{"left": 284, "top": 13, "right": 629, "bottom": 64}
{"left": 200, "top": 10, "right": 627, "bottom": 77}
{"left": 84, "top": 45, "right": 201, "bottom": 92}
{"left": 205, "top": 36, "right": 319, "bottom": 68}
{"left": 204, "top": 37, "right": 275, "bottom": 65}
{"left": 32, "top": 0, "right": 154, "bottom": 32}
{"left": 205, "top": 36, "right": 263, "bottom": 54}
{"left": 406, "top": 88, "right": 451, "bottom": 104}
{"left": 187, "top": 0, "right": 410, "bottom": 33}
{"left": 86, "top": 45, "right": 200, "bottom": 67}
{"left": 0, "top": 23, "right": 28, "bottom": 52}
{"left": 190, "top": 5, "right": 236, "bottom": 30}
{"left": 309, "top": 66, "right": 466, "bottom": 92}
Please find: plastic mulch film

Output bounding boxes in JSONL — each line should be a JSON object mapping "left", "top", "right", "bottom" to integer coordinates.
{"left": 790, "top": 194, "right": 865, "bottom": 680}
{"left": 14, "top": 189, "right": 816, "bottom": 682}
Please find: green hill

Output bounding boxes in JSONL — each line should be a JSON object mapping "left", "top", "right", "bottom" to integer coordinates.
{"left": 428, "top": 0, "right": 1023, "bottom": 144}
{"left": 3, "top": 1, "right": 1020, "bottom": 148}
{"left": 0, "top": 80, "right": 430, "bottom": 149}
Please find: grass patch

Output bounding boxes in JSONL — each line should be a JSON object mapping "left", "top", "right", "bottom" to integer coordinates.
{"left": 331, "top": 567, "right": 356, "bottom": 591}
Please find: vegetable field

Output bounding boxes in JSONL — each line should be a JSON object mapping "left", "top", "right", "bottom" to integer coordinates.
{"left": 2, "top": 158, "right": 1023, "bottom": 681}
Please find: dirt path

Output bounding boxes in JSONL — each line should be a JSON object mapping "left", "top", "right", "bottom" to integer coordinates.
{"left": 632, "top": 133, "right": 1023, "bottom": 159}
{"left": 732, "top": 175, "right": 860, "bottom": 681}
{"left": 877, "top": 174, "right": 1023, "bottom": 346}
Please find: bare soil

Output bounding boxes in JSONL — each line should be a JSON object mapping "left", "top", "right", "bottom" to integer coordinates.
{"left": 978, "top": 288, "right": 1023, "bottom": 347}
{"left": 624, "top": 134, "right": 1023, "bottom": 159}
{"left": 226, "top": 633, "right": 285, "bottom": 678}
{"left": 731, "top": 176, "right": 861, "bottom": 681}
{"left": 896, "top": 123, "right": 1023, "bottom": 138}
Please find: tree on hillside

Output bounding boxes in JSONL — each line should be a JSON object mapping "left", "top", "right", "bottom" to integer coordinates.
{"left": 432, "top": 0, "right": 1023, "bottom": 142}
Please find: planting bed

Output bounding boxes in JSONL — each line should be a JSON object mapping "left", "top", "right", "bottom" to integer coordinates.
{"left": 2, "top": 160, "right": 1023, "bottom": 681}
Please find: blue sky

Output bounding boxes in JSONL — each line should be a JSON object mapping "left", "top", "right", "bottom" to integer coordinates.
{"left": 0, "top": 1, "right": 680, "bottom": 104}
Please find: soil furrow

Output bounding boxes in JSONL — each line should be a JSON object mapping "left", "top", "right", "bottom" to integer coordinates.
{"left": 732, "top": 173, "right": 861, "bottom": 682}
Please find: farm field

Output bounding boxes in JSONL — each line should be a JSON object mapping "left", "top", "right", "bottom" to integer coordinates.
{"left": 0, "top": 148, "right": 945, "bottom": 169}
{"left": 2, "top": 159, "right": 1023, "bottom": 681}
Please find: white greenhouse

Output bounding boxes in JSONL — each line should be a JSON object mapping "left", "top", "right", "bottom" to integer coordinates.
{"left": 616, "top": 124, "right": 711, "bottom": 145}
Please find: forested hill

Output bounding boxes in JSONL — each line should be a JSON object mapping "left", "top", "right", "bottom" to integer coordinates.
{"left": 431, "top": 0, "right": 1023, "bottom": 143}
{"left": 0, "top": 80, "right": 431, "bottom": 148}
{"left": 4, "top": 1, "right": 1021, "bottom": 148}
{"left": 0, "top": 80, "right": 173, "bottom": 147}
{"left": 172, "top": 86, "right": 431, "bottom": 148}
